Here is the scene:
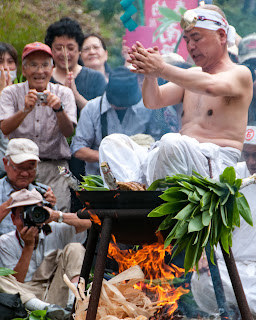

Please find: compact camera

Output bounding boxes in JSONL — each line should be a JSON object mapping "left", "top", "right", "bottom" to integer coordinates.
{"left": 36, "top": 92, "right": 48, "bottom": 104}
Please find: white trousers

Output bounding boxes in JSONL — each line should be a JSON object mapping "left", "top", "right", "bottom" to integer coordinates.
{"left": 99, "top": 133, "right": 241, "bottom": 186}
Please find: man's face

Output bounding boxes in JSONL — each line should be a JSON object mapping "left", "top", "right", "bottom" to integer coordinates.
{"left": 22, "top": 51, "right": 53, "bottom": 92}
{"left": 11, "top": 206, "right": 25, "bottom": 233}
{"left": 51, "top": 36, "right": 80, "bottom": 72}
{"left": 4, "top": 158, "right": 37, "bottom": 189}
{"left": 183, "top": 27, "right": 225, "bottom": 69}
{"left": 243, "top": 144, "right": 256, "bottom": 175}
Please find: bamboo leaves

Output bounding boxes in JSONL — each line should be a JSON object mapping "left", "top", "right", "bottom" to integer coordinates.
{"left": 148, "top": 167, "right": 253, "bottom": 274}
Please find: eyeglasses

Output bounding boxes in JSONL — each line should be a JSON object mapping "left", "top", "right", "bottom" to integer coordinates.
{"left": 25, "top": 62, "right": 52, "bottom": 72}
{"left": 81, "top": 45, "right": 103, "bottom": 53}
{"left": 8, "top": 161, "right": 37, "bottom": 174}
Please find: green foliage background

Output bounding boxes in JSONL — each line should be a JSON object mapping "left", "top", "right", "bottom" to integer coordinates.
{"left": 0, "top": 0, "right": 255, "bottom": 77}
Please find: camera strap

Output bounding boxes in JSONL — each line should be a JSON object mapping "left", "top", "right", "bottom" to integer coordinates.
{"left": 15, "top": 230, "right": 24, "bottom": 249}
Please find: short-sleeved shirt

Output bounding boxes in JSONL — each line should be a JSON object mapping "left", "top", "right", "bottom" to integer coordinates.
{"left": 0, "top": 222, "right": 78, "bottom": 282}
{"left": 70, "top": 94, "right": 153, "bottom": 175}
{"left": 0, "top": 81, "right": 77, "bottom": 159}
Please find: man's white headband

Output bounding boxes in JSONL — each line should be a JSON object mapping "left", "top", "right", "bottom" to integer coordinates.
{"left": 244, "top": 126, "right": 256, "bottom": 145}
{"left": 180, "top": 8, "right": 236, "bottom": 47}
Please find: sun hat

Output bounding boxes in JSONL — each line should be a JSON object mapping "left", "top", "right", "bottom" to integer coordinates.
{"left": 5, "top": 138, "right": 40, "bottom": 164}
{"left": 22, "top": 42, "right": 53, "bottom": 61}
{"left": 7, "top": 188, "right": 43, "bottom": 209}
{"left": 106, "top": 66, "right": 142, "bottom": 108}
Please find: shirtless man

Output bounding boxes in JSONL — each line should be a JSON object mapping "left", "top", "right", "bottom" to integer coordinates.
{"left": 98, "top": 4, "right": 253, "bottom": 185}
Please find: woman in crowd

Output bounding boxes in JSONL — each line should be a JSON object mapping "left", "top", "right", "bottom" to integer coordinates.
{"left": 80, "top": 33, "right": 111, "bottom": 82}
{"left": 0, "top": 42, "right": 18, "bottom": 177}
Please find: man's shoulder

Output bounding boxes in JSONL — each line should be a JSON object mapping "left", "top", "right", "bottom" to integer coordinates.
{"left": 48, "top": 82, "right": 73, "bottom": 96}
{"left": 79, "top": 66, "right": 106, "bottom": 80}
{"left": 0, "top": 230, "right": 16, "bottom": 243}
{"left": 1, "top": 82, "right": 27, "bottom": 95}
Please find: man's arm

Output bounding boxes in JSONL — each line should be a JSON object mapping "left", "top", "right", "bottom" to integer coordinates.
{"left": 128, "top": 42, "right": 253, "bottom": 107}
{"left": 74, "top": 147, "right": 99, "bottom": 163}
{"left": 71, "top": 97, "right": 100, "bottom": 162}
{"left": 0, "top": 89, "right": 37, "bottom": 135}
{"left": 45, "top": 90, "right": 75, "bottom": 137}
{"left": 45, "top": 208, "right": 91, "bottom": 234}
{"left": 0, "top": 198, "right": 12, "bottom": 223}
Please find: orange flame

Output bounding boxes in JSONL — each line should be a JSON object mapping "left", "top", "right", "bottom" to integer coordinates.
{"left": 107, "top": 239, "right": 189, "bottom": 318}
{"left": 88, "top": 212, "right": 101, "bottom": 226}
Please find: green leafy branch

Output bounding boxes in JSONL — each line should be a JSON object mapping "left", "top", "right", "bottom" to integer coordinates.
{"left": 153, "top": 6, "right": 186, "bottom": 43}
{"left": 80, "top": 174, "right": 108, "bottom": 191}
{"left": 148, "top": 167, "right": 252, "bottom": 275}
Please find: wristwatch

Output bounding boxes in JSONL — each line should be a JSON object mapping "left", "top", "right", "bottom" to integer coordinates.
{"left": 53, "top": 104, "right": 64, "bottom": 113}
{"left": 57, "top": 211, "right": 64, "bottom": 223}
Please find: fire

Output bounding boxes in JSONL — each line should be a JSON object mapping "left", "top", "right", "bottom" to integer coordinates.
{"left": 88, "top": 211, "right": 102, "bottom": 226}
{"left": 107, "top": 235, "right": 189, "bottom": 318}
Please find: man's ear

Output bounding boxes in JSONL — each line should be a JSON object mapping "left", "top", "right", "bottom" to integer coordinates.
{"left": 218, "top": 29, "right": 227, "bottom": 46}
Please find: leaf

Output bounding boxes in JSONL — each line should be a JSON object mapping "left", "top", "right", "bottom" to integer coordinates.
{"left": 147, "top": 178, "right": 168, "bottom": 191}
{"left": 175, "top": 221, "right": 189, "bottom": 238}
{"left": 219, "top": 166, "right": 236, "bottom": 185}
{"left": 202, "top": 210, "right": 211, "bottom": 226}
{"left": 148, "top": 201, "right": 186, "bottom": 217}
{"left": 220, "top": 189, "right": 230, "bottom": 205}
{"left": 179, "top": 7, "right": 187, "bottom": 15}
{"left": 160, "top": 188, "right": 187, "bottom": 202}
{"left": 202, "top": 221, "right": 211, "bottom": 247}
{"left": 200, "top": 191, "right": 212, "bottom": 208}
{"left": 157, "top": 214, "right": 176, "bottom": 231}
{"left": 188, "top": 215, "right": 204, "bottom": 233}
{"left": 220, "top": 205, "right": 228, "bottom": 227}
{"left": 0, "top": 267, "right": 16, "bottom": 276}
{"left": 174, "top": 203, "right": 196, "bottom": 220}
{"left": 209, "top": 193, "right": 217, "bottom": 216}
{"left": 220, "top": 225, "right": 230, "bottom": 254}
{"left": 237, "top": 194, "right": 253, "bottom": 226}
{"left": 158, "top": 7, "right": 181, "bottom": 20}
{"left": 188, "top": 191, "right": 201, "bottom": 203}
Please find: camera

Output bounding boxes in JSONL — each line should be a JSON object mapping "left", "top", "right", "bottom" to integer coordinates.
{"left": 23, "top": 205, "right": 52, "bottom": 235}
{"left": 36, "top": 92, "right": 48, "bottom": 104}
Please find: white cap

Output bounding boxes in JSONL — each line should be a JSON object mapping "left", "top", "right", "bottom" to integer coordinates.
{"left": 7, "top": 188, "right": 43, "bottom": 209}
{"left": 5, "top": 138, "right": 40, "bottom": 164}
{"left": 244, "top": 126, "right": 256, "bottom": 145}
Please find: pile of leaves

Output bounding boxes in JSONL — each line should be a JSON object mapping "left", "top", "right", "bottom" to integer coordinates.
{"left": 80, "top": 175, "right": 108, "bottom": 191}
{"left": 148, "top": 167, "right": 253, "bottom": 274}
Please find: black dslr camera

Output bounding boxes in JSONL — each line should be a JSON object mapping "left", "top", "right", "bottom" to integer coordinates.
{"left": 23, "top": 205, "right": 49, "bottom": 228}
{"left": 23, "top": 205, "right": 52, "bottom": 235}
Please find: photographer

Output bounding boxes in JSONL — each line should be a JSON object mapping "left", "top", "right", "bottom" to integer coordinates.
{"left": 0, "top": 188, "right": 91, "bottom": 310}
{"left": 0, "top": 138, "right": 56, "bottom": 235}
{"left": 0, "top": 42, "right": 77, "bottom": 212}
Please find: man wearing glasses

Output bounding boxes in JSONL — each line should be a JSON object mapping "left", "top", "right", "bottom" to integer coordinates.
{"left": 0, "top": 138, "right": 56, "bottom": 235}
{"left": 0, "top": 42, "right": 77, "bottom": 212}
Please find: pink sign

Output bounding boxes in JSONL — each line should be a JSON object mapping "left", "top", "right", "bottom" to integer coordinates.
{"left": 123, "top": 0, "right": 198, "bottom": 60}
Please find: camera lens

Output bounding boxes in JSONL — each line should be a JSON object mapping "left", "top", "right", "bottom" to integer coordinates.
{"left": 31, "top": 206, "right": 49, "bottom": 224}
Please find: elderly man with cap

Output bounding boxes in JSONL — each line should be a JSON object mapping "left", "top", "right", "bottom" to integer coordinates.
{"left": 71, "top": 66, "right": 155, "bottom": 176}
{"left": 0, "top": 138, "right": 56, "bottom": 235}
{"left": 0, "top": 42, "right": 77, "bottom": 212}
{"left": 0, "top": 188, "right": 91, "bottom": 311}
{"left": 190, "top": 126, "right": 256, "bottom": 317}
{"left": 99, "top": 4, "right": 253, "bottom": 186}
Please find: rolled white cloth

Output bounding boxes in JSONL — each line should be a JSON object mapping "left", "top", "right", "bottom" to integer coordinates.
{"left": 184, "top": 8, "right": 236, "bottom": 47}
